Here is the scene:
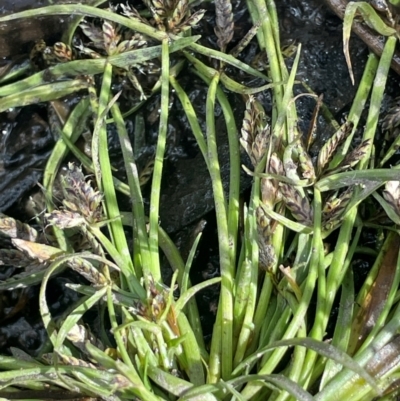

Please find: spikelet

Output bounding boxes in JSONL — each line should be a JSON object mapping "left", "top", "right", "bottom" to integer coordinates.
{"left": 130, "top": 276, "right": 179, "bottom": 334}
{"left": 279, "top": 184, "right": 313, "bottom": 227}
{"left": 240, "top": 98, "right": 257, "bottom": 160}
{"left": 68, "top": 256, "right": 107, "bottom": 286}
{"left": 102, "top": 21, "right": 121, "bottom": 56}
{"left": 52, "top": 42, "right": 74, "bottom": 63}
{"left": 126, "top": 68, "right": 147, "bottom": 101}
{"left": 382, "top": 97, "right": 400, "bottom": 138}
{"left": 79, "top": 21, "right": 105, "bottom": 50}
{"left": 317, "top": 121, "right": 353, "bottom": 175}
{"left": 336, "top": 139, "right": 371, "bottom": 172}
{"left": 60, "top": 163, "right": 103, "bottom": 224}
{"left": 0, "top": 249, "right": 35, "bottom": 268}
{"left": 261, "top": 153, "right": 284, "bottom": 207}
{"left": 230, "top": 23, "right": 261, "bottom": 57}
{"left": 240, "top": 96, "right": 269, "bottom": 167}
{"left": 0, "top": 216, "right": 40, "bottom": 242}
{"left": 169, "top": 0, "right": 188, "bottom": 30}
{"left": 67, "top": 323, "right": 104, "bottom": 354}
{"left": 322, "top": 187, "right": 353, "bottom": 231}
{"left": 139, "top": 159, "right": 155, "bottom": 186}
{"left": 214, "top": 0, "right": 234, "bottom": 52}
{"left": 296, "top": 141, "right": 316, "bottom": 180}
{"left": 383, "top": 180, "right": 400, "bottom": 218}
{"left": 175, "top": 9, "right": 206, "bottom": 33}
{"left": 256, "top": 206, "right": 276, "bottom": 270}
{"left": 40, "top": 44, "right": 70, "bottom": 66}
{"left": 117, "top": 33, "right": 147, "bottom": 54}
{"left": 326, "top": 139, "right": 371, "bottom": 175}
{"left": 46, "top": 210, "right": 86, "bottom": 230}
{"left": 120, "top": 3, "right": 152, "bottom": 26}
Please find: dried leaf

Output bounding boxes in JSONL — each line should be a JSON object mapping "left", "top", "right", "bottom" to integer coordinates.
{"left": 349, "top": 234, "right": 400, "bottom": 354}
{"left": 12, "top": 239, "right": 63, "bottom": 263}
{"left": 58, "top": 353, "right": 97, "bottom": 368}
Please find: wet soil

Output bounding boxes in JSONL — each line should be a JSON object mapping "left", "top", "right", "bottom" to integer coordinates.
{"left": 1, "top": 0, "right": 400, "bottom": 354}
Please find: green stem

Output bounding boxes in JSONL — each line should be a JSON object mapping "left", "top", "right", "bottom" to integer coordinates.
{"left": 148, "top": 38, "right": 170, "bottom": 281}
{"left": 206, "top": 73, "right": 233, "bottom": 382}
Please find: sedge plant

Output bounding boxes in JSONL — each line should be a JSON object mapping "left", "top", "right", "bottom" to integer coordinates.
{"left": 1, "top": 1, "right": 400, "bottom": 400}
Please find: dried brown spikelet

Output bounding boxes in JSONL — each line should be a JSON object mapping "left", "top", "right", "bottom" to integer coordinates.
{"left": 230, "top": 23, "right": 260, "bottom": 57}
{"left": 268, "top": 153, "right": 284, "bottom": 176}
{"left": 117, "top": 33, "right": 147, "bottom": 54}
{"left": 256, "top": 206, "right": 276, "bottom": 270}
{"left": 383, "top": 180, "right": 400, "bottom": 217}
{"left": 322, "top": 187, "right": 353, "bottom": 230}
{"left": 164, "top": 0, "right": 176, "bottom": 14}
{"left": 46, "top": 210, "right": 86, "bottom": 230}
{"left": 102, "top": 21, "right": 121, "bottom": 56}
{"left": 261, "top": 153, "right": 284, "bottom": 206}
{"left": 338, "top": 139, "right": 371, "bottom": 171}
{"left": 169, "top": 0, "right": 188, "bottom": 29}
{"left": 214, "top": 0, "right": 234, "bottom": 51}
{"left": 280, "top": 185, "right": 313, "bottom": 227}
{"left": 296, "top": 141, "right": 315, "bottom": 180}
{"left": 382, "top": 97, "right": 400, "bottom": 138}
{"left": 120, "top": 4, "right": 151, "bottom": 25}
{"left": 176, "top": 9, "right": 206, "bottom": 33}
{"left": 139, "top": 159, "right": 155, "bottom": 186}
{"left": 251, "top": 128, "right": 269, "bottom": 166}
{"left": 0, "top": 249, "right": 33, "bottom": 268}
{"left": 240, "top": 96, "right": 269, "bottom": 166}
{"left": 151, "top": 0, "right": 168, "bottom": 18}
{"left": 127, "top": 68, "right": 147, "bottom": 100}
{"left": 67, "top": 323, "right": 104, "bottom": 354}
{"left": 59, "top": 163, "right": 103, "bottom": 225}
{"left": 0, "top": 216, "right": 40, "bottom": 242}
{"left": 69, "top": 257, "right": 107, "bottom": 286}
{"left": 79, "top": 22, "right": 105, "bottom": 50}
{"left": 317, "top": 121, "right": 353, "bottom": 175}
{"left": 52, "top": 42, "right": 74, "bottom": 62}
